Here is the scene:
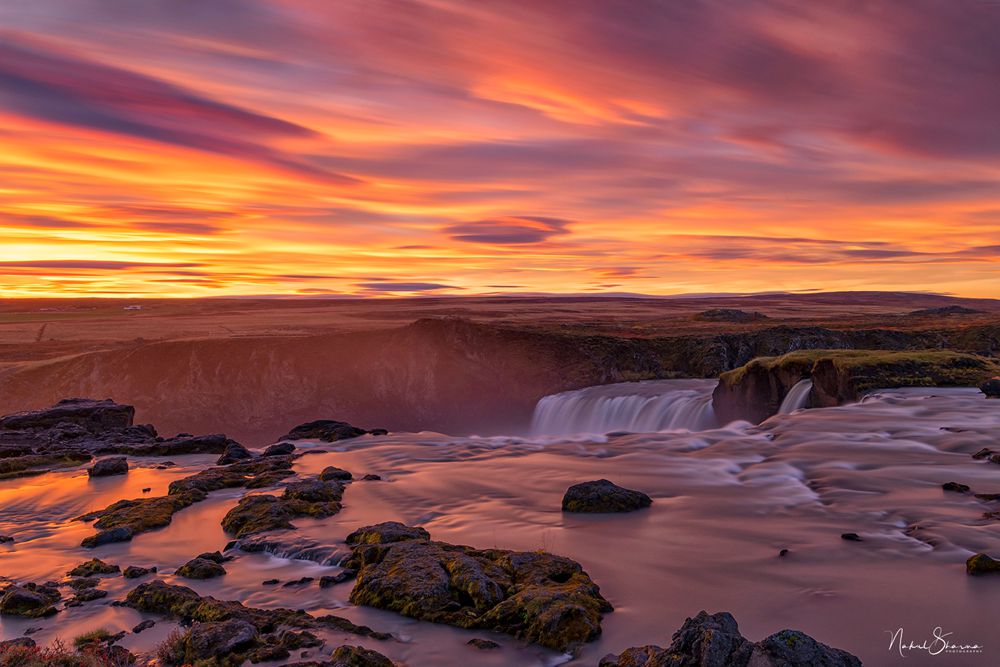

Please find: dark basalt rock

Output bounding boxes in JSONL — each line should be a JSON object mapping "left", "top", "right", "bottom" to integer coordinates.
{"left": 319, "top": 466, "right": 353, "bottom": 481}
{"left": 343, "top": 522, "right": 611, "bottom": 652}
{"left": 841, "top": 533, "right": 862, "bottom": 542}
{"left": 982, "top": 377, "right": 1000, "bottom": 398}
{"left": 562, "top": 479, "right": 652, "bottom": 513}
{"left": 66, "top": 577, "right": 100, "bottom": 591}
{"left": 468, "top": 638, "right": 501, "bottom": 650}
{"left": 88, "top": 455, "right": 128, "bottom": 477}
{"left": 328, "top": 645, "right": 395, "bottom": 667}
{"left": 966, "top": 553, "right": 1000, "bottom": 575}
{"left": 123, "top": 565, "right": 156, "bottom": 579}
{"left": 133, "top": 619, "right": 155, "bottom": 633}
{"left": 125, "top": 581, "right": 390, "bottom": 640}
{"left": 281, "top": 420, "right": 369, "bottom": 442}
{"left": 78, "top": 456, "right": 295, "bottom": 547}
{"left": 598, "top": 610, "right": 861, "bottom": 667}
{"left": 942, "top": 482, "right": 971, "bottom": 493}
{"left": 221, "top": 477, "right": 344, "bottom": 537}
{"left": 69, "top": 588, "right": 108, "bottom": 604}
{"left": 186, "top": 618, "right": 258, "bottom": 661}
{"left": 217, "top": 441, "right": 254, "bottom": 465}
{"left": 263, "top": 442, "right": 295, "bottom": 457}
{"left": 0, "top": 535, "right": 13, "bottom": 544}
{"left": 0, "top": 398, "right": 134, "bottom": 432}
{"left": 0, "top": 584, "right": 60, "bottom": 617}
{"left": 176, "top": 556, "right": 227, "bottom": 579}
{"left": 320, "top": 570, "right": 356, "bottom": 587}
{"left": 68, "top": 558, "right": 120, "bottom": 577}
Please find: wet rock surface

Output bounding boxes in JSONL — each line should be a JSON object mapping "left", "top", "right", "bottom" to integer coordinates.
{"left": 77, "top": 456, "right": 295, "bottom": 547}
{"left": 598, "top": 611, "right": 861, "bottom": 667}
{"left": 281, "top": 419, "right": 371, "bottom": 442}
{"left": 87, "top": 455, "right": 128, "bottom": 477}
{"left": 343, "top": 522, "right": 611, "bottom": 652}
{"left": 0, "top": 584, "right": 60, "bottom": 617}
{"left": 562, "top": 479, "right": 652, "bottom": 513}
{"left": 176, "top": 556, "right": 227, "bottom": 579}
{"left": 221, "top": 477, "right": 344, "bottom": 537}
{"left": 966, "top": 553, "right": 1000, "bottom": 575}
{"left": 217, "top": 441, "right": 254, "bottom": 464}
{"left": 0, "top": 399, "right": 245, "bottom": 480}
{"left": 983, "top": 377, "right": 1000, "bottom": 397}
{"left": 68, "top": 558, "right": 120, "bottom": 577}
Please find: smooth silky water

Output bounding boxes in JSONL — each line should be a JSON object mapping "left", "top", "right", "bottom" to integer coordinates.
{"left": 2, "top": 382, "right": 1000, "bottom": 665}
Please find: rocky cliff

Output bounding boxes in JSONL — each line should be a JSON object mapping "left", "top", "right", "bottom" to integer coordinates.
{"left": 713, "top": 349, "right": 1000, "bottom": 424}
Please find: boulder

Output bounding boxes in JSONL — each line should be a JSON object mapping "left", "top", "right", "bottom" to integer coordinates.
{"left": 598, "top": 610, "right": 861, "bottom": 667}
{"left": 176, "top": 557, "right": 227, "bottom": 579}
{"left": 343, "top": 522, "right": 611, "bottom": 652}
{"left": 942, "top": 482, "right": 970, "bottom": 493}
{"left": 0, "top": 585, "right": 59, "bottom": 617}
{"left": 967, "top": 553, "right": 1000, "bottom": 575}
{"left": 281, "top": 420, "right": 368, "bottom": 442}
{"left": 68, "top": 558, "right": 120, "bottom": 576}
{"left": 221, "top": 478, "right": 344, "bottom": 537}
{"left": 123, "top": 565, "right": 157, "bottom": 579}
{"left": 263, "top": 442, "right": 295, "bottom": 456}
{"left": 88, "top": 455, "right": 129, "bottom": 477}
{"left": 185, "top": 619, "right": 257, "bottom": 661}
{"left": 982, "top": 377, "right": 1000, "bottom": 398}
{"left": 0, "top": 398, "right": 134, "bottom": 432}
{"left": 562, "top": 479, "right": 652, "bottom": 513}
{"left": 217, "top": 441, "right": 254, "bottom": 465}
{"left": 328, "top": 645, "right": 395, "bottom": 667}
{"left": 320, "top": 466, "right": 353, "bottom": 481}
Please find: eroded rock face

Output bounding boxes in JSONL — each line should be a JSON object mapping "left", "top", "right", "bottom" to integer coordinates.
{"left": 88, "top": 455, "right": 128, "bottom": 477}
{"left": 562, "top": 479, "right": 652, "bottom": 513}
{"left": 598, "top": 611, "right": 861, "bottom": 667}
{"left": 343, "top": 522, "right": 611, "bottom": 652}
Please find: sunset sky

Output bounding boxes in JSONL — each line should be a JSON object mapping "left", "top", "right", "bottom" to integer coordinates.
{"left": 1, "top": 0, "right": 999, "bottom": 298}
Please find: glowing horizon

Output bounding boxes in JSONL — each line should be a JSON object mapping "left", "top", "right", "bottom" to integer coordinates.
{"left": 1, "top": 1, "right": 999, "bottom": 298}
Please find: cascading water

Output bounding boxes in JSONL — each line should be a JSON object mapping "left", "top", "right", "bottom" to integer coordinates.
{"left": 530, "top": 379, "right": 719, "bottom": 435}
{"left": 778, "top": 378, "right": 813, "bottom": 414}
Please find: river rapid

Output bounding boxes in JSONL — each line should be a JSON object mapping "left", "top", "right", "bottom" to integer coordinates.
{"left": 2, "top": 381, "right": 1000, "bottom": 666}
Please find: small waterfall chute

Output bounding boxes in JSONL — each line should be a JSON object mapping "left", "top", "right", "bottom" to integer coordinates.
{"left": 530, "top": 379, "right": 718, "bottom": 436}
{"left": 778, "top": 379, "right": 813, "bottom": 415}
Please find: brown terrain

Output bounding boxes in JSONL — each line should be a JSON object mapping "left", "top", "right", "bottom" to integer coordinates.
{"left": 1, "top": 292, "right": 998, "bottom": 444}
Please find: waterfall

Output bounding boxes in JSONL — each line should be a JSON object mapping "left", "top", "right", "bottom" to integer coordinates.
{"left": 530, "top": 379, "right": 718, "bottom": 436}
{"left": 778, "top": 379, "right": 813, "bottom": 415}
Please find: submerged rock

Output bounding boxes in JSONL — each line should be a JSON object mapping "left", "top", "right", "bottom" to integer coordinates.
{"left": 88, "top": 455, "right": 128, "bottom": 477}
{"left": 343, "top": 521, "right": 611, "bottom": 652}
{"left": 281, "top": 419, "right": 369, "bottom": 442}
{"left": 562, "top": 479, "right": 652, "bottom": 513}
{"left": 123, "top": 565, "right": 157, "bottom": 579}
{"left": 467, "top": 638, "right": 501, "bottom": 650}
{"left": 942, "top": 482, "right": 971, "bottom": 493}
{"left": 598, "top": 610, "right": 861, "bottom": 667}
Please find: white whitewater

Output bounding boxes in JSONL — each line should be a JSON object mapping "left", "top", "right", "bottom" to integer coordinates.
{"left": 530, "top": 379, "right": 718, "bottom": 435}
{"left": 778, "top": 378, "right": 813, "bottom": 414}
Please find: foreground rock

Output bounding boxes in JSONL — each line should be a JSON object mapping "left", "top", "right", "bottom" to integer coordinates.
{"left": 88, "top": 455, "right": 129, "bottom": 477}
{"left": 221, "top": 478, "right": 344, "bottom": 537}
{"left": 77, "top": 456, "right": 295, "bottom": 547}
{"left": 343, "top": 522, "right": 611, "bottom": 652}
{"left": 126, "top": 581, "right": 389, "bottom": 664}
{"left": 599, "top": 610, "right": 861, "bottom": 667}
{"left": 982, "top": 377, "right": 1000, "bottom": 398}
{"left": 217, "top": 441, "right": 253, "bottom": 465}
{"left": 714, "top": 350, "right": 1000, "bottom": 423}
{"left": 562, "top": 479, "right": 652, "bottom": 513}
{"left": 966, "top": 553, "right": 1000, "bottom": 575}
{"left": 0, "top": 398, "right": 246, "bottom": 479}
{"left": 0, "top": 584, "right": 60, "bottom": 617}
{"left": 281, "top": 419, "right": 374, "bottom": 442}
{"left": 176, "top": 556, "right": 227, "bottom": 579}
